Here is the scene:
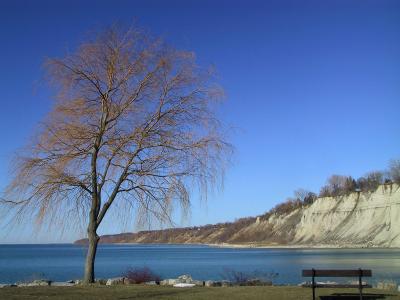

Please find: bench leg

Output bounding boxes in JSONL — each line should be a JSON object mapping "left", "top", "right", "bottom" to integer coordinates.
{"left": 312, "top": 285, "right": 315, "bottom": 300}
{"left": 359, "top": 274, "right": 362, "bottom": 300}
{"left": 312, "top": 273, "right": 316, "bottom": 300}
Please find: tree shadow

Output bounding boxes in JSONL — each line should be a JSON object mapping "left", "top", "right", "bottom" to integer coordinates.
{"left": 319, "top": 293, "right": 393, "bottom": 300}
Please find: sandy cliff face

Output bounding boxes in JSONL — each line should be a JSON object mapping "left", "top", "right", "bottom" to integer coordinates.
{"left": 75, "top": 184, "right": 400, "bottom": 247}
{"left": 290, "top": 184, "right": 400, "bottom": 247}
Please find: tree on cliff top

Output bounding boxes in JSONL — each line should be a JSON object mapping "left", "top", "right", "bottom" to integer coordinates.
{"left": 1, "top": 27, "right": 231, "bottom": 283}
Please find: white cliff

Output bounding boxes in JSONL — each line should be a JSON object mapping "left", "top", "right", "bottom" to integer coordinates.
{"left": 264, "top": 184, "right": 400, "bottom": 247}
{"left": 77, "top": 184, "right": 400, "bottom": 248}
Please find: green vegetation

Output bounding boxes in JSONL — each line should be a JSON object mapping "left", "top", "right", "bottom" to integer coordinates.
{"left": 0, "top": 286, "right": 399, "bottom": 300}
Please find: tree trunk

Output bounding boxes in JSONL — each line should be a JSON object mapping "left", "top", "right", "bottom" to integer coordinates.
{"left": 83, "top": 219, "right": 99, "bottom": 284}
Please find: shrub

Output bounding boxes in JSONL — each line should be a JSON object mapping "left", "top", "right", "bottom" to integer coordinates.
{"left": 319, "top": 185, "right": 331, "bottom": 197}
{"left": 271, "top": 198, "right": 302, "bottom": 215}
{"left": 123, "top": 266, "right": 161, "bottom": 284}
{"left": 221, "top": 268, "right": 278, "bottom": 284}
{"left": 303, "top": 192, "right": 317, "bottom": 205}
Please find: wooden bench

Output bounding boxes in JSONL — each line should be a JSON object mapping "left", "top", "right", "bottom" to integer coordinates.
{"left": 302, "top": 269, "right": 372, "bottom": 300}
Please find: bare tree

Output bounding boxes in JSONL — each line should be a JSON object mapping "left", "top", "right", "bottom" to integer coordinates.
{"left": 1, "top": 27, "right": 231, "bottom": 283}
{"left": 326, "top": 175, "right": 348, "bottom": 196}
{"left": 389, "top": 159, "right": 400, "bottom": 184}
{"left": 343, "top": 176, "right": 357, "bottom": 194}
{"left": 293, "top": 188, "right": 310, "bottom": 202}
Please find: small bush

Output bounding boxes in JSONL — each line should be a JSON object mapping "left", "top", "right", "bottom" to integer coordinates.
{"left": 270, "top": 198, "right": 302, "bottom": 215}
{"left": 303, "top": 192, "right": 317, "bottom": 205}
{"left": 221, "top": 268, "right": 278, "bottom": 284}
{"left": 123, "top": 266, "right": 161, "bottom": 284}
{"left": 319, "top": 185, "right": 331, "bottom": 197}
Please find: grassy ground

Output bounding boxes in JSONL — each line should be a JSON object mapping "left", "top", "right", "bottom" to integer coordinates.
{"left": 0, "top": 285, "right": 399, "bottom": 300}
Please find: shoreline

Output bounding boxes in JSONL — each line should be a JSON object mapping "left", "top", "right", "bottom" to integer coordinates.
{"left": 106, "top": 242, "right": 400, "bottom": 250}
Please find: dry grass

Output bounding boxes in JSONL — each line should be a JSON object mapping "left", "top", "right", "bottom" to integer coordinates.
{"left": 0, "top": 285, "right": 399, "bottom": 300}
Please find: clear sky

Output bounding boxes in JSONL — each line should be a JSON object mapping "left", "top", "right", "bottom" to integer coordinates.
{"left": 0, "top": 0, "right": 399, "bottom": 243}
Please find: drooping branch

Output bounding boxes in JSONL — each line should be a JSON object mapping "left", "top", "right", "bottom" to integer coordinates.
{"left": 1, "top": 25, "right": 231, "bottom": 240}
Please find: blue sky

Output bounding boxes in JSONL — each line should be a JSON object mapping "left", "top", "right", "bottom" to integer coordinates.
{"left": 0, "top": 0, "right": 399, "bottom": 243}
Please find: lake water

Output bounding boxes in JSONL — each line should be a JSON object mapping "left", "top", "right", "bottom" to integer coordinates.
{"left": 0, "top": 244, "right": 399, "bottom": 284}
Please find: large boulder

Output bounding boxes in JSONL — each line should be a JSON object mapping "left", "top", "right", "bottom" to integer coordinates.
{"left": 192, "top": 280, "right": 205, "bottom": 286}
{"left": 177, "top": 274, "right": 193, "bottom": 283}
{"left": 106, "top": 277, "right": 125, "bottom": 286}
{"left": 173, "top": 283, "right": 196, "bottom": 288}
{"left": 160, "top": 278, "right": 179, "bottom": 286}
{"left": 204, "top": 280, "right": 214, "bottom": 287}
{"left": 205, "top": 280, "right": 223, "bottom": 287}
{"left": 51, "top": 282, "right": 75, "bottom": 287}
{"left": 95, "top": 279, "right": 107, "bottom": 285}
{"left": 17, "top": 280, "right": 50, "bottom": 287}
{"left": 377, "top": 281, "right": 397, "bottom": 291}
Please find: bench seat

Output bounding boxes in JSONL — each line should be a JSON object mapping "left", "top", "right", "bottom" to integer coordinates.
{"left": 302, "top": 269, "right": 372, "bottom": 300}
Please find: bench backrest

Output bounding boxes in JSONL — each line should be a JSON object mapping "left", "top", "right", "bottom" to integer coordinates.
{"left": 302, "top": 269, "right": 372, "bottom": 277}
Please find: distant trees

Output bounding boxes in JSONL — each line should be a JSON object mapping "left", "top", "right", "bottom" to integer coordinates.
{"left": 356, "top": 171, "right": 384, "bottom": 192}
{"left": 268, "top": 189, "right": 317, "bottom": 216}
{"left": 269, "top": 158, "right": 399, "bottom": 217}
{"left": 319, "top": 175, "right": 350, "bottom": 197}
{"left": 294, "top": 188, "right": 316, "bottom": 205}
{"left": 270, "top": 198, "right": 303, "bottom": 215}
{"left": 303, "top": 192, "right": 318, "bottom": 205}
{"left": 317, "top": 168, "right": 393, "bottom": 198}
{"left": 389, "top": 159, "right": 400, "bottom": 184}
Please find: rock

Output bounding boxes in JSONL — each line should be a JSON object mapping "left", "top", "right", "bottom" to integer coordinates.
{"left": 213, "top": 281, "right": 222, "bottom": 287}
{"left": 123, "top": 278, "right": 134, "bottom": 285}
{"left": 178, "top": 274, "right": 193, "bottom": 283}
{"left": 377, "top": 281, "right": 397, "bottom": 291}
{"left": 145, "top": 281, "right": 159, "bottom": 285}
{"left": 173, "top": 283, "right": 196, "bottom": 288}
{"left": 160, "top": 279, "right": 180, "bottom": 286}
{"left": 192, "top": 280, "right": 205, "bottom": 286}
{"left": 0, "top": 284, "right": 14, "bottom": 288}
{"left": 160, "top": 275, "right": 199, "bottom": 286}
{"left": 205, "top": 280, "right": 214, "bottom": 287}
{"left": 74, "top": 279, "right": 83, "bottom": 285}
{"left": 244, "top": 279, "right": 262, "bottom": 286}
{"left": 96, "top": 279, "right": 107, "bottom": 285}
{"left": 35, "top": 280, "right": 51, "bottom": 286}
{"left": 51, "top": 282, "right": 75, "bottom": 287}
{"left": 106, "top": 277, "right": 125, "bottom": 286}
{"left": 18, "top": 280, "right": 50, "bottom": 287}
{"left": 221, "top": 280, "right": 232, "bottom": 287}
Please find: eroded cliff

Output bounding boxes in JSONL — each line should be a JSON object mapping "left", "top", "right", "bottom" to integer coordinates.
{"left": 75, "top": 184, "right": 400, "bottom": 247}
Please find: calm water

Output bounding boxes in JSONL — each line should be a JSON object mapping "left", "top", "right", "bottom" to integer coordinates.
{"left": 0, "top": 244, "right": 399, "bottom": 284}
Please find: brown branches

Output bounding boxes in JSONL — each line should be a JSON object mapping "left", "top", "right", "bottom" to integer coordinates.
{"left": 1, "top": 25, "right": 232, "bottom": 237}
